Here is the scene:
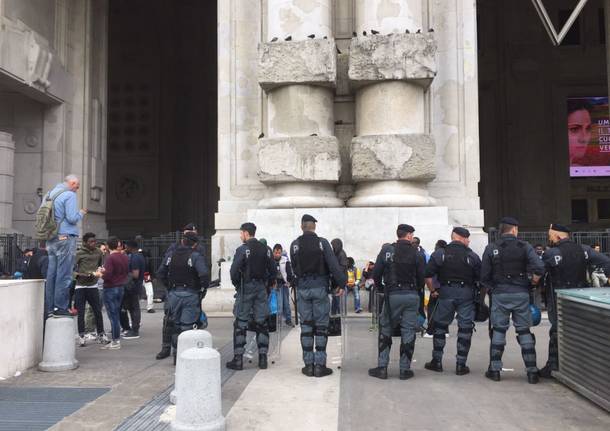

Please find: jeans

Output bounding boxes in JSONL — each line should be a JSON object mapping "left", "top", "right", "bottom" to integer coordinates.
{"left": 103, "top": 287, "right": 124, "bottom": 341}
{"left": 45, "top": 236, "right": 77, "bottom": 314}
{"left": 120, "top": 288, "right": 142, "bottom": 332}
{"left": 279, "top": 284, "right": 292, "bottom": 323}
{"left": 74, "top": 287, "right": 105, "bottom": 336}
{"left": 347, "top": 286, "right": 361, "bottom": 311}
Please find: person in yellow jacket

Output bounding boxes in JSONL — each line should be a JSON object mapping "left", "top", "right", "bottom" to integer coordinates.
{"left": 346, "top": 257, "right": 363, "bottom": 313}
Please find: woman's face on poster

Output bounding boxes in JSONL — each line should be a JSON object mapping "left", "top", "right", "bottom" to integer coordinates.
{"left": 568, "top": 108, "right": 593, "bottom": 159}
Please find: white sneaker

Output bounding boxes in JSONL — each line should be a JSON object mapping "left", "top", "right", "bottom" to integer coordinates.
{"left": 97, "top": 334, "right": 110, "bottom": 344}
{"left": 101, "top": 340, "right": 121, "bottom": 350}
{"left": 77, "top": 336, "right": 86, "bottom": 347}
{"left": 423, "top": 333, "right": 433, "bottom": 338}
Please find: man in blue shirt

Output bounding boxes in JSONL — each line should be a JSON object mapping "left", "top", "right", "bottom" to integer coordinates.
{"left": 44, "top": 175, "right": 87, "bottom": 317}
{"left": 122, "top": 240, "right": 146, "bottom": 339}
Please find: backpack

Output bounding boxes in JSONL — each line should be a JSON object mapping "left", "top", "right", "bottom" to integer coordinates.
{"left": 34, "top": 189, "right": 68, "bottom": 240}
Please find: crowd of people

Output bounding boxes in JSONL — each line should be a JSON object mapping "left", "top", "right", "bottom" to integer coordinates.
{"left": 30, "top": 174, "right": 610, "bottom": 384}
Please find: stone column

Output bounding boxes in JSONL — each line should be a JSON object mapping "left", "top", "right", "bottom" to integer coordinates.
{"left": 348, "top": 0, "right": 437, "bottom": 207}
{"left": 257, "top": 0, "right": 342, "bottom": 208}
{"left": 0, "top": 132, "right": 15, "bottom": 231}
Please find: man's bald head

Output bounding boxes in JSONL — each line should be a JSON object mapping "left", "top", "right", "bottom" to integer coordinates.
{"left": 64, "top": 174, "right": 80, "bottom": 192}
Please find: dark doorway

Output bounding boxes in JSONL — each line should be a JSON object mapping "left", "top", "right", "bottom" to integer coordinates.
{"left": 106, "top": 0, "right": 218, "bottom": 237}
{"left": 478, "top": 0, "right": 609, "bottom": 229}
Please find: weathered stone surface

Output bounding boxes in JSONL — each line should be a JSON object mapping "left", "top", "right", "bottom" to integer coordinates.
{"left": 258, "top": 136, "right": 340, "bottom": 183}
{"left": 351, "top": 134, "right": 436, "bottom": 182}
{"left": 348, "top": 33, "right": 437, "bottom": 88}
{"left": 258, "top": 39, "right": 337, "bottom": 91}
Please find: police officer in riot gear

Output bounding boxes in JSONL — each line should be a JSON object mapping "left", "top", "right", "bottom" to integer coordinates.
{"left": 423, "top": 227, "right": 481, "bottom": 376}
{"left": 540, "top": 223, "right": 610, "bottom": 378}
{"left": 155, "top": 223, "right": 205, "bottom": 360}
{"left": 368, "top": 224, "right": 426, "bottom": 380}
{"left": 156, "top": 232, "right": 209, "bottom": 362}
{"left": 226, "top": 222, "right": 277, "bottom": 371}
{"left": 481, "top": 217, "right": 545, "bottom": 384}
{"left": 290, "top": 214, "right": 346, "bottom": 378}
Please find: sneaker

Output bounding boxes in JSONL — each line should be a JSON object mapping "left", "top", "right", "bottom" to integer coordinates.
{"left": 122, "top": 330, "right": 140, "bottom": 339}
{"left": 285, "top": 321, "right": 295, "bottom": 327}
{"left": 121, "top": 329, "right": 129, "bottom": 337}
{"left": 77, "top": 336, "right": 86, "bottom": 347}
{"left": 153, "top": 298, "right": 163, "bottom": 303}
{"left": 147, "top": 308, "right": 156, "bottom": 314}
{"left": 97, "top": 334, "right": 110, "bottom": 344}
{"left": 85, "top": 333, "right": 97, "bottom": 341}
{"left": 355, "top": 309, "right": 363, "bottom": 314}
{"left": 101, "top": 340, "right": 121, "bottom": 350}
{"left": 423, "top": 333, "right": 433, "bottom": 338}
{"left": 52, "top": 309, "right": 73, "bottom": 318}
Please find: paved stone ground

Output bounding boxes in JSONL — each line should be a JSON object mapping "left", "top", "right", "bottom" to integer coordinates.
{"left": 1, "top": 303, "right": 609, "bottom": 430}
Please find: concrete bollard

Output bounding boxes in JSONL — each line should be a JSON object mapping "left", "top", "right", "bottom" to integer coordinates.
{"left": 38, "top": 317, "right": 79, "bottom": 372}
{"left": 172, "top": 344, "right": 225, "bottom": 431}
{"left": 171, "top": 329, "right": 213, "bottom": 404}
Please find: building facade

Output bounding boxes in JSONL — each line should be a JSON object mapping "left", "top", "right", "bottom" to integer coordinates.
{"left": 1, "top": 0, "right": 609, "bottom": 265}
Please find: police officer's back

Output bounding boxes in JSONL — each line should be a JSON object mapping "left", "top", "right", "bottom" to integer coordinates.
{"left": 423, "top": 227, "right": 481, "bottom": 375}
{"left": 290, "top": 214, "right": 346, "bottom": 378}
{"left": 481, "top": 217, "right": 544, "bottom": 384}
{"left": 157, "top": 232, "right": 209, "bottom": 360}
{"left": 368, "top": 224, "right": 425, "bottom": 381}
{"left": 540, "top": 223, "right": 610, "bottom": 377}
{"left": 226, "top": 222, "right": 276, "bottom": 371}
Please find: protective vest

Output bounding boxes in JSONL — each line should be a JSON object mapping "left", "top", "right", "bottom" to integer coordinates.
{"left": 438, "top": 243, "right": 475, "bottom": 285}
{"left": 293, "top": 234, "right": 327, "bottom": 277}
{"left": 491, "top": 238, "right": 528, "bottom": 284}
{"left": 168, "top": 247, "right": 198, "bottom": 289}
{"left": 550, "top": 241, "right": 588, "bottom": 288}
{"left": 244, "top": 239, "right": 269, "bottom": 282}
{"left": 387, "top": 241, "right": 417, "bottom": 291}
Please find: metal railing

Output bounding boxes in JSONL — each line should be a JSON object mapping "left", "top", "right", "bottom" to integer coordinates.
{"left": 0, "top": 233, "right": 211, "bottom": 276}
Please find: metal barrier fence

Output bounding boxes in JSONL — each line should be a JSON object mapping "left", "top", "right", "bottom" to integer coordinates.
{"left": 0, "top": 233, "right": 212, "bottom": 276}
{"left": 487, "top": 228, "right": 610, "bottom": 253}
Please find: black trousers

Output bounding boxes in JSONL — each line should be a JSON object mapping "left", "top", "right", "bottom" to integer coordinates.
{"left": 74, "top": 288, "right": 105, "bottom": 336}
{"left": 120, "top": 288, "right": 142, "bottom": 332}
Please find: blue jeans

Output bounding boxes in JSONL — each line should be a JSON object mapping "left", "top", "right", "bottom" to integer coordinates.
{"left": 45, "top": 236, "right": 77, "bottom": 314}
{"left": 103, "top": 287, "right": 125, "bottom": 341}
{"left": 280, "top": 284, "right": 292, "bottom": 323}
{"left": 347, "top": 286, "right": 361, "bottom": 311}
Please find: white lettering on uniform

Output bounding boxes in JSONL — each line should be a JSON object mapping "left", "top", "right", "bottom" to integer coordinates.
{"left": 492, "top": 249, "right": 499, "bottom": 257}
{"left": 554, "top": 255, "right": 562, "bottom": 265}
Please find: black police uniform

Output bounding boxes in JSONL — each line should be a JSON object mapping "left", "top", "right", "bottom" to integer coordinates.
{"left": 157, "top": 244, "right": 209, "bottom": 354}
{"left": 370, "top": 238, "right": 425, "bottom": 379}
{"left": 290, "top": 229, "right": 346, "bottom": 375}
{"left": 481, "top": 232, "right": 544, "bottom": 381}
{"left": 541, "top": 237, "right": 610, "bottom": 375}
{"left": 424, "top": 239, "right": 481, "bottom": 372}
{"left": 228, "top": 238, "right": 276, "bottom": 369}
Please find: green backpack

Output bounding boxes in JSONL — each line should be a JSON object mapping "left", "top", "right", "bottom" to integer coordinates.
{"left": 34, "top": 189, "right": 68, "bottom": 240}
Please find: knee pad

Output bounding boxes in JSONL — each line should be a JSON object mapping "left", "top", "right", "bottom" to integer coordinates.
{"left": 314, "top": 326, "right": 328, "bottom": 337}
{"left": 400, "top": 341, "right": 415, "bottom": 360}
{"left": 256, "top": 321, "right": 269, "bottom": 335}
{"left": 378, "top": 333, "right": 392, "bottom": 352}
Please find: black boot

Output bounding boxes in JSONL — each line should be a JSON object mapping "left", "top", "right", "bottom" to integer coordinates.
{"left": 485, "top": 369, "right": 501, "bottom": 382}
{"left": 456, "top": 364, "right": 470, "bottom": 376}
{"left": 314, "top": 364, "right": 333, "bottom": 377}
{"left": 527, "top": 371, "right": 540, "bottom": 384}
{"left": 259, "top": 354, "right": 268, "bottom": 370}
{"left": 424, "top": 359, "right": 443, "bottom": 372}
{"left": 399, "top": 369, "right": 414, "bottom": 380}
{"left": 226, "top": 355, "right": 243, "bottom": 371}
{"left": 301, "top": 364, "right": 314, "bottom": 377}
{"left": 368, "top": 366, "right": 388, "bottom": 380}
{"left": 539, "top": 364, "right": 555, "bottom": 379}
{"left": 156, "top": 346, "right": 171, "bottom": 360}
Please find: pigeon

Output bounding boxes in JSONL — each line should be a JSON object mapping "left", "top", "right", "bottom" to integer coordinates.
{"left": 334, "top": 120, "right": 344, "bottom": 125}
{"left": 308, "top": 34, "right": 315, "bottom": 39}
{"left": 405, "top": 29, "right": 410, "bottom": 34}
{"left": 323, "top": 36, "right": 328, "bottom": 39}
{"left": 371, "top": 29, "right": 379, "bottom": 35}
{"left": 285, "top": 35, "right": 292, "bottom": 41}
{"left": 429, "top": 28, "right": 434, "bottom": 32}
{"left": 310, "top": 133, "right": 318, "bottom": 137}
{"left": 258, "top": 132, "right": 264, "bottom": 139}
{"left": 416, "top": 29, "right": 421, "bottom": 34}
{"left": 336, "top": 47, "right": 342, "bottom": 54}
{"left": 352, "top": 31, "right": 357, "bottom": 37}
{"left": 362, "top": 30, "right": 367, "bottom": 36}
{"left": 270, "top": 37, "right": 278, "bottom": 42}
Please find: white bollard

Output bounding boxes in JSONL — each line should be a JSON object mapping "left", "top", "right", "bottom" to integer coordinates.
{"left": 38, "top": 317, "right": 79, "bottom": 372}
{"left": 172, "top": 344, "right": 225, "bottom": 431}
{"left": 171, "top": 330, "right": 213, "bottom": 404}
